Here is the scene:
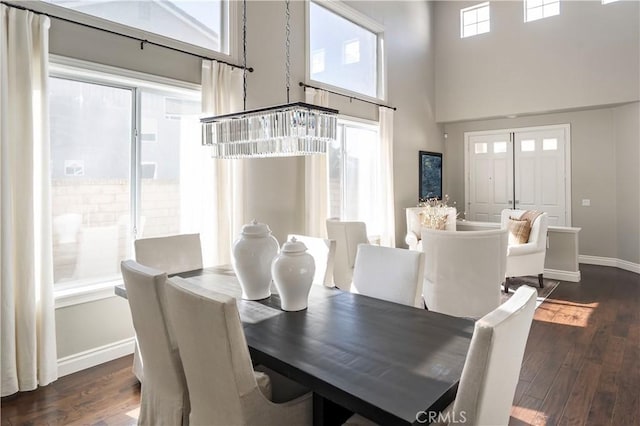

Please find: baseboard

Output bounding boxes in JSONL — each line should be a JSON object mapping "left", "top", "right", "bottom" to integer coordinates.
{"left": 57, "top": 337, "right": 135, "bottom": 378}
{"left": 579, "top": 255, "right": 640, "bottom": 274}
{"left": 544, "top": 268, "right": 581, "bottom": 282}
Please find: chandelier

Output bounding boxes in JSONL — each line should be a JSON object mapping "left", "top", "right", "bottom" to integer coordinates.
{"left": 201, "top": 0, "right": 338, "bottom": 159}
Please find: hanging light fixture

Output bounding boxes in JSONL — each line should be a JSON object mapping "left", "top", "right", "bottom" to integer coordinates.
{"left": 201, "top": 0, "right": 339, "bottom": 159}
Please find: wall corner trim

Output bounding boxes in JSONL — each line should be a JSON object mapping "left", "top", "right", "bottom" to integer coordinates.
{"left": 578, "top": 255, "right": 640, "bottom": 275}
{"left": 57, "top": 337, "right": 135, "bottom": 378}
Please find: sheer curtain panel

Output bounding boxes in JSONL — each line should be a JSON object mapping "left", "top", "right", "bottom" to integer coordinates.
{"left": 201, "top": 61, "right": 244, "bottom": 265}
{"left": 304, "top": 88, "right": 330, "bottom": 237}
{"left": 0, "top": 5, "right": 58, "bottom": 396}
{"left": 379, "top": 107, "right": 396, "bottom": 247}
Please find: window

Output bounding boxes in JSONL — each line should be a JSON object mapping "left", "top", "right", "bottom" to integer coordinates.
{"left": 328, "top": 119, "right": 382, "bottom": 236}
{"left": 308, "top": 1, "right": 383, "bottom": 99}
{"left": 461, "top": 2, "right": 490, "bottom": 38}
{"left": 602, "top": 0, "right": 619, "bottom": 4}
{"left": 525, "top": 0, "right": 560, "bottom": 22}
{"left": 42, "top": 0, "right": 229, "bottom": 54}
{"left": 50, "top": 62, "right": 203, "bottom": 289}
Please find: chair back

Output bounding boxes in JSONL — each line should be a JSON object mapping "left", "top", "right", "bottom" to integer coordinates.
{"left": 422, "top": 228, "right": 507, "bottom": 318}
{"left": 352, "top": 244, "right": 425, "bottom": 308}
{"left": 164, "top": 278, "right": 269, "bottom": 426}
{"left": 135, "top": 233, "right": 203, "bottom": 275}
{"left": 500, "top": 209, "right": 548, "bottom": 251}
{"left": 120, "top": 260, "right": 189, "bottom": 425}
{"left": 288, "top": 234, "right": 336, "bottom": 287}
{"left": 326, "top": 220, "right": 369, "bottom": 290}
{"left": 452, "top": 286, "right": 537, "bottom": 425}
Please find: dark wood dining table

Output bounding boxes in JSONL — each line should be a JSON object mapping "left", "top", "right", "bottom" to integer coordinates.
{"left": 115, "top": 266, "right": 474, "bottom": 425}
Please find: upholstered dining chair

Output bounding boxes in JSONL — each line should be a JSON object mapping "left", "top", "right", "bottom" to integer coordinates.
{"left": 422, "top": 228, "right": 508, "bottom": 319}
{"left": 500, "top": 209, "right": 549, "bottom": 293}
{"left": 352, "top": 244, "right": 425, "bottom": 308}
{"left": 287, "top": 234, "right": 336, "bottom": 287}
{"left": 120, "top": 260, "right": 189, "bottom": 425}
{"left": 164, "top": 278, "right": 313, "bottom": 426}
{"left": 131, "top": 233, "right": 203, "bottom": 380}
{"left": 344, "top": 286, "right": 537, "bottom": 426}
{"left": 326, "top": 219, "right": 369, "bottom": 291}
{"left": 134, "top": 233, "right": 203, "bottom": 276}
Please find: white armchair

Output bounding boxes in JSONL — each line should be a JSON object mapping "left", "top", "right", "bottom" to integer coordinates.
{"left": 422, "top": 228, "right": 508, "bottom": 319}
{"left": 501, "top": 209, "right": 549, "bottom": 293}
{"left": 405, "top": 206, "right": 456, "bottom": 250}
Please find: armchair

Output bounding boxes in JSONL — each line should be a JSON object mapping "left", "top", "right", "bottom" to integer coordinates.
{"left": 501, "top": 209, "right": 549, "bottom": 293}
{"left": 405, "top": 206, "right": 456, "bottom": 250}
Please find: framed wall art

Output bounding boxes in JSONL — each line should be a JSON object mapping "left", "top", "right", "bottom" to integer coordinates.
{"left": 419, "top": 151, "right": 442, "bottom": 201}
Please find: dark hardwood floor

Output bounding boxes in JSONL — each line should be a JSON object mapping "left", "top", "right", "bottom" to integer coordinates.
{"left": 2, "top": 264, "right": 638, "bottom": 426}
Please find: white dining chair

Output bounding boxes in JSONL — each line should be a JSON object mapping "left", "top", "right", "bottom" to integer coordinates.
{"left": 346, "top": 286, "right": 537, "bottom": 426}
{"left": 352, "top": 244, "right": 425, "bottom": 308}
{"left": 134, "top": 233, "right": 203, "bottom": 275}
{"left": 164, "top": 277, "right": 312, "bottom": 426}
{"left": 120, "top": 260, "right": 189, "bottom": 426}
{"left": 131, "top": 233, "right": 203, "bottom": 381}
{"left": 287, "top": 234, "right": 336, "bottom": 287}
{"left": 326, "top": 219, "right": 369, "bottom": 291}
{"left": 422, "top": 228, "right": 508, "bottom": 319}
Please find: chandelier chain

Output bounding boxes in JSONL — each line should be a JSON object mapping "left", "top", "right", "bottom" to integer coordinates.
{"left": 285, "top": 0, "right": 291, "bottom": 103}
{"left": 242, "top": 0, "right": 247, "bottom": 110}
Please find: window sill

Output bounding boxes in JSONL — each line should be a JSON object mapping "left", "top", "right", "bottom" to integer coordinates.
{"left": 54, "top": 279, "right": 122, "bottom": 309}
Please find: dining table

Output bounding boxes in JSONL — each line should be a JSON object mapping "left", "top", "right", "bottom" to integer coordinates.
{"left": 115, "top": 266, "right": 475, "bottom": 425}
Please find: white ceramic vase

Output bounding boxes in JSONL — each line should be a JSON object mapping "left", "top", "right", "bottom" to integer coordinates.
{"left": 232, "top": 220, "right": 279, "bottom": 300}
{"left": 271, "top": 237, "right": 315, "bottom": 311}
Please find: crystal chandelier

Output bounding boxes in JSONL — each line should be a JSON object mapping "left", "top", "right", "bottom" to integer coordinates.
{"left": 201, "top": 0, "right": 338, "bottom": 159}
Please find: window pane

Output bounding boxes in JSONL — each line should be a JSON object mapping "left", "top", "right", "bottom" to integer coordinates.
{"left": 475, "top": 142, "right": 488, "bottom": 154}
{"left": 45, "top": 0, "right": 227, "bottom": 53}
{"left": 493, "top": 141, "right": 507, "bottom": 153}
{"left": 343, "top": 126, "right": 381, "bottom": 235}
{"left": 463, "top": 9, "right": 477, "bottom": 26}
{"left": 139, "top": 91, "right": 200, "bottom": 239}
{"left": 527, "top": 6, "right": 543, "bottom": 21}
{"left": 50, "top": 78, "right": 132, "bottom": 285}
{"left": 543, "top": 138, "right": 558, "bottom": 150}
{"left": 543, "top": 2, "right": 560, "bottom": 17}
{"left": 463, "top": 24, "right": 477, "bottom": 38}
{"left": 477, "top": 20, "right": 490, "bottom": 34}
{"left": 310, "top": 2, "right": 378, "bottom": 98}
{"left": 521, "top": 139, "right": 536, "bottom": 152}
{"left": 477, "top": 5, "right": 490, "bottom": 22}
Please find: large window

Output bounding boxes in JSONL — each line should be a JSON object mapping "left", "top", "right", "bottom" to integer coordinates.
{"left": 461, "top": 3, "right": 490, "bottom": 38}
{"left": 308, "top": 1, "right": 383, "bottom": 99}
{"left": 525, "top": 0, "right": 560, "bottom": 22}
{"left": 328, "top": 119, "right": 382, "bottom": 236}
{"left": 50, "top": 62, "right": 203, "bottom": 288}
{"left": 43, "top": 0, "right": 229, "bottom": 54}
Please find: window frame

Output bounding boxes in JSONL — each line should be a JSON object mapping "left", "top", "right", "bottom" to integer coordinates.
{"left": 50, "top": 55, "right": 201, "bottom": 308}
{"left": 524, "top": 0, "right": 561, "bottom": 23}
{"left": 460, "top": 2, "right": 491, "bottom": 39}
{"left": 305, "top": 0, "right": 387, "bottom": 102}
{"left": 23, "top": 0, "right": 236, "bottom": 60}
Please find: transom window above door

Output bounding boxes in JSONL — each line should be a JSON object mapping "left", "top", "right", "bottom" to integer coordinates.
{"left": 42, "top": 0, "right": 230, "bottom": 54}
{"left": 308, "top": 0, "right": 385, "bottom": 99}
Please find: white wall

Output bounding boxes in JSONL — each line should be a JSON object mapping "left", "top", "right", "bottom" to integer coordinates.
{"left": 434, "top": 0, "right": 640, "bottom": 123}
{"left": 44, "top": 0, "right": 441, "bottom": 364}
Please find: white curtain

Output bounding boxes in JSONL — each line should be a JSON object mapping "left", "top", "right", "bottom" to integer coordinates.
{"left": 0, "top": 5, "right": 58, "bottom": 396}
{"left": 304, "top": 88, "right": 330, "bottom": 237}
{"left": 379, "top": 107, "right": 396, "bottom": 247}
{"left": 201, "top": 61, "right": 244, "bottom": 265}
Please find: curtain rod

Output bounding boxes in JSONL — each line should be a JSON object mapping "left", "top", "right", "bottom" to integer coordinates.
{"left": 299, "top": 82, "right": 396, "bottom": 111}
{"left": 0, "top": 0, "right": 254, "bottom": 73}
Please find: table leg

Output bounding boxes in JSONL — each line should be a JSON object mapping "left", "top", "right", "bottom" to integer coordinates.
{"left": 313, "top": 393, "right": 352, "bottom": 426}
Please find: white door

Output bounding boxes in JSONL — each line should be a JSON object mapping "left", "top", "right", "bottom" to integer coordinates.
{"left": 465, "top": 124, "right": 570, "bottom": 226}
{"left": 466, "top": 133, "right": 513, "bottom": 223}
{"left": 514, "top": 128, "right": 567, "bottom": 225}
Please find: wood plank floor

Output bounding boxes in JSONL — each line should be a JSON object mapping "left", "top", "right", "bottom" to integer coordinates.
{"left": 2, "top": 264, "right": 638, "bottom": 425}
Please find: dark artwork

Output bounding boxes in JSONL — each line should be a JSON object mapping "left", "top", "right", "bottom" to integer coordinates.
{"left": 419, "top": 151, "right": 442, "bottom": 201}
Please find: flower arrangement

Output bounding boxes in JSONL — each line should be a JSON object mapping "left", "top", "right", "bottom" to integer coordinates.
{"left": 417, "top": 194, "right": 457, "bottom": 230}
